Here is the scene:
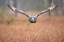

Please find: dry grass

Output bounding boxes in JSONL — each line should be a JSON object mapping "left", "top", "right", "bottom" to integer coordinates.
{"left": 0, "top": 11, "right": 64, "bottom": 42}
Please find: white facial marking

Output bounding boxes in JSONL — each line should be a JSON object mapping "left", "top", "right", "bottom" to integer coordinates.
{"left": 32, "top": 18, "right": 34, "bottom": 19}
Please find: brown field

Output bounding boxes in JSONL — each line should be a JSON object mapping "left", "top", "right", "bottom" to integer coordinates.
{"left": 0, "top": 11, "right": 64, "bottom": 42}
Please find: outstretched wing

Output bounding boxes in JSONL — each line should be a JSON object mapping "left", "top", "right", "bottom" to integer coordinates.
{"left": 36, "top": 4, "right": 58, "bottom": 17}
{"left": 7, "top": 4, "right": 30, "bottom": 17}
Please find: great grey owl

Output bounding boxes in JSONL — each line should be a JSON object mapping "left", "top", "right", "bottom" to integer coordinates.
{"left": 7, "top": 4, "right": 58, "bottom": 23}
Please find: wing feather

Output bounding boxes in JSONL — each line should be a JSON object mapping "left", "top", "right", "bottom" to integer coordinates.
{"left": 7, "top": 4, "right": 30, "bottom": 17}
{"left": 36, "top": 4, "right": 58, "bottom": 17}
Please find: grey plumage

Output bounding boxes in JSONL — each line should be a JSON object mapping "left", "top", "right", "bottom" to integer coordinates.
{"left": 7, "top": 4, "right": 58, "bottom": 23}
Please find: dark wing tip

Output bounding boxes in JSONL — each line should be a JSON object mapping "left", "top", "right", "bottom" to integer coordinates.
{"left": 7, "top": 4, "right": 16, "bottom": 11}
{"left": 7, "top": 4, "right": 10, "bottom": 8}
{"left": 53, "top": 4, "right": 58, "bottom": 10}
{"left": 54, "top": 4, "right": 58, "bottom": 8}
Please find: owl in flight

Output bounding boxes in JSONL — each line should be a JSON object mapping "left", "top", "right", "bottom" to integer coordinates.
{"left": 7, "top": 4, "right": 58, "bottom": 23}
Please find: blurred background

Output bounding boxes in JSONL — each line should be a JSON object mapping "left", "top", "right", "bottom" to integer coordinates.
{"left": 0, "top": 0, "right": 64, "bottom": 24}
{"left": 0, "top": 0, "right": 64, "bottom": 42}
{"left": 0, "top": 0, "right": 64, "bottom": 17}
